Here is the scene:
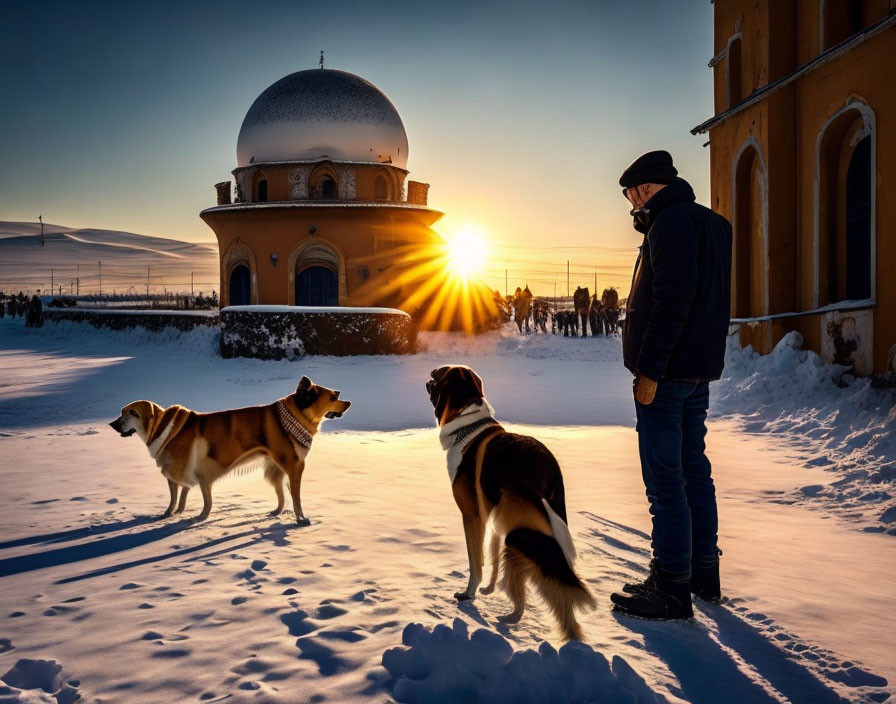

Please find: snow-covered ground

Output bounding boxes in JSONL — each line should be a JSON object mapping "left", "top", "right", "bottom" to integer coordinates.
{"left": 0, "top": 318, "right": 893, "bottom": 703}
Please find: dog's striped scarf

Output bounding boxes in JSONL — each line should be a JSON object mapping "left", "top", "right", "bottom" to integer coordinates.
{"left": 276, "top": 400, "right": 313, "bottom": 450}
{"left": 439, "top": 400, "right": 499, "bottom": 483}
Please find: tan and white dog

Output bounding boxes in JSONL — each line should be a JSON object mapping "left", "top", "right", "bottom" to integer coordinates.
{"left": 109, "top": 376, "right": 351, "bottom": 524}
{"left": 426, "top": 365, "right": 595, "bottom": 641}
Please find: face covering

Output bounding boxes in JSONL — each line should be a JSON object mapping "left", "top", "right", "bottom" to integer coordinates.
{"left": 630, "top": 207, "right": 651, "bottom": 234}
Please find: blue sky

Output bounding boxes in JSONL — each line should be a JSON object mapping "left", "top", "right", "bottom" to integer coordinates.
{"left": 0, "top": 0, "right": 714, "bottom": 293}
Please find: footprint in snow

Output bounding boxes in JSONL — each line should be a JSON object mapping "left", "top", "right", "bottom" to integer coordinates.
{"left": 312, "top": 605, "right": 348, "bottom": 620}
{"left": 280, "top": 610, "right": 316, "bottom": 637}
{"left": 151, "top": 648, "right": 191, "bottom": 659}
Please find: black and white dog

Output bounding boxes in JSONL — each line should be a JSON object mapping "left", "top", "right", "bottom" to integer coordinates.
{"left": 426, "top": 365, "right": 595, "bottom": 640}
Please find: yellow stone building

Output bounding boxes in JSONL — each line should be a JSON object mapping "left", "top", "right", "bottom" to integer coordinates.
{"left": 692, "top": 1, "right": 896, "bottom": 374}
{"left": 201, "top": 68, "right": 449, "bottom": 321}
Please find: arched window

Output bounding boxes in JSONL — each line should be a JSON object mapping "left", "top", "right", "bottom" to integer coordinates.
{"left": 257, "top": 178, "right": 268, "bottom": 203}
{"left": 229, "top": 264, "right": 250, "bottom": 306}
{"left": 817, "top": 108, "right": 873, "bottom": 305}
{"left": 845, "top": 136, "right": 871, "bottom": 300}
{"left": 374, "top": 175, "right": 388, "bottom": 201}
{"left": 732, "top": 143, "right": 766, "bottom": 318}
{"left": 321, "top": 176, "right": 337, "bottom": 199}
{"left": 727, "top": 37, "right": 743, "bottom": 108}
{"left": 821, "top": 0, "right": 864, "bottom": 50}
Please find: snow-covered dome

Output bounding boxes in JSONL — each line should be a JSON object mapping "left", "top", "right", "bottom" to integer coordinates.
{"left": 236, "top": 69, "right": 409, "bottom": 169}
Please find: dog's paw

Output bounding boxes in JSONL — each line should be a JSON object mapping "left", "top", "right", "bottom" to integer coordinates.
{"left": 296, "top": 516, "right": 311, "bottom": 527}
{"left": 269, "top": 509, "right": 284, "bottom": 517}
{"left": 159, "top": 511, "right": 173, "bottom": 520}
{"left": 454, "top": 591, "right": 474, "bottom": 601}
{"left": 498, "top": 612, "right": 522, "bottom": 624}
{"left": 479, "top": 585, "right": 496, "bottom": 595}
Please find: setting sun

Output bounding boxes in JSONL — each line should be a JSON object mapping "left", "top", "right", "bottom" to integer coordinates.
{"left": 446, "top": 225, "right": 489, "bottom": 280}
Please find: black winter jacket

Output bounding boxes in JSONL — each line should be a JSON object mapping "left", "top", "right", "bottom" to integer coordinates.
{"left": 622, "top": 178, "right": 732, "bottom": 381}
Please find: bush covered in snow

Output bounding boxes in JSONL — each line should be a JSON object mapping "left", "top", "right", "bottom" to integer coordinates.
{"left": 220, "top": 307, "right": 417, "bottom": 359}
{"left": 382, "top": 619, "right": 666, "bottom": 704}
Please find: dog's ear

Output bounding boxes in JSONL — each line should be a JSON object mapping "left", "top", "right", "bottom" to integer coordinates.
{"left": 456, "top": 367, "right": 484, "bottom": 400}
{"left": 294, "top": 377, "right": 318, "bottom": 409}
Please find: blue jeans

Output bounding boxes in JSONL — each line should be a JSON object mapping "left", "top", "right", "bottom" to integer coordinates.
{"left": 635, "top": 380, "right": 719, "bottom": 577}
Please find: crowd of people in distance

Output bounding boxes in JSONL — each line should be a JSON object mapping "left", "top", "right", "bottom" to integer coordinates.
{"left": 0, "top": 290, "right": 43, "bottom": 327}
{"left": 493, "top": 285, "right": 623, "bottom": 337}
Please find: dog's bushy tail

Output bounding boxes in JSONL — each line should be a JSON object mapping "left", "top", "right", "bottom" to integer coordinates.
{"left": 503, "top": 527, "right": 596, "bottom": 641}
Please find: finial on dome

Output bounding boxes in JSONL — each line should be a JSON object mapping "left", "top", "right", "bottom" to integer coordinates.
{"left": 319, "top": 50, "right": 324, "bottom": 69}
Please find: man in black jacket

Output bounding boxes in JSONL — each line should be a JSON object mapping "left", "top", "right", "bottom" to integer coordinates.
{"left": 610, "top": 150, "right": 732, "bottom": 620}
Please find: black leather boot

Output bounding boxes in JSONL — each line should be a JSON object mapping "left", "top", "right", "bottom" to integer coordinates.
{"left": 622, "top": 558, "right": 658, "bottom": 594}
{"left": 611, "top": 569, "right": 693, "bottom": 620}
{"left": 690, "top": 557, "right": 721, "bottom": 603}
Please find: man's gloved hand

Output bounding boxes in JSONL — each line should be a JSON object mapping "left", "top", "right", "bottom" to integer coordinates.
{"left": 634, "top": 374, "right": 658, "bottom": 405}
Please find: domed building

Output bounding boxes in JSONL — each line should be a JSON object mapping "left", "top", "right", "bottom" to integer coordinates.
{"left": 201, "top": 67, "right": 446, "bottom": 316}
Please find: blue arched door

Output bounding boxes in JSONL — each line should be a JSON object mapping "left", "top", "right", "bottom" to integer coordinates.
{"left": 229, "top": 264, "right": 250, "bottom": 306}
{"left": 296, "top": 266, "right": 338, "bottom": 306}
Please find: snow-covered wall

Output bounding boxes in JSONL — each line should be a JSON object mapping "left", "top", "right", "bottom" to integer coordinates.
{"left": 220, "top": 308, "right": 416, "bottom": 359}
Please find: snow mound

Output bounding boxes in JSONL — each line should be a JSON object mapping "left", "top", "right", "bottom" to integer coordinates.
{"left": 714, "top": 331, "right": 896, "bottom": 531}
{"left": 382, "top": 619, "right": 665, "bottom": 704}
{"left": 0, "top": 659, "right": 80, "bottom": 704}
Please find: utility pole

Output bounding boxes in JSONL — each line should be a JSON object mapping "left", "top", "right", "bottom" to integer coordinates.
{"left": 146, "top": 265, "right": 151, "bottom": 297}
{"left": 39, "top": 215, "right": 44, "bottom": 247}
{"left": 50, "top": 269, "right": 54, "bottom": 292}
{"left": 98, "top": 261, "right": 102, "bottom": 296}
{"left": 76, "top": 264, "right": 79, "bottom": 296}
{"left": 567, "top": 261, "right": 570, "bottom": 298}
{"left": 191, "top": 270, "right": 194, "bottom": 297}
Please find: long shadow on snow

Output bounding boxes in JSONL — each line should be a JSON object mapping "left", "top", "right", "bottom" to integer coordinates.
{"left": 0, "top": 507, "right": 279, "bottom": 579}
{"left": 0, "top": 514, "right": 157, "bottom": 550}
{"left": 614, "top": 610, "right": 850, "bottom": 704}
{"left": 53, "top": 520, "right": 303, "bottom": 584}
{"left": 0, "top": 517, "right": 199, "bottom": 578}
{"left": 699, "top": 602, "right": 887, "bottom": 698}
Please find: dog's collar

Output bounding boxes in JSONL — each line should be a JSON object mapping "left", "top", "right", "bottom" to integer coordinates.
{"left": 447, "top": 417, "right": 497, "bottom": 447}
{"left": 277, "top": 400, "right": 313, "bottom": 450}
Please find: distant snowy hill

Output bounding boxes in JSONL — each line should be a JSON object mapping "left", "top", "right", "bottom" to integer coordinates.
{"left": 0, "top": 222, "right": 219, "bottom": 295}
